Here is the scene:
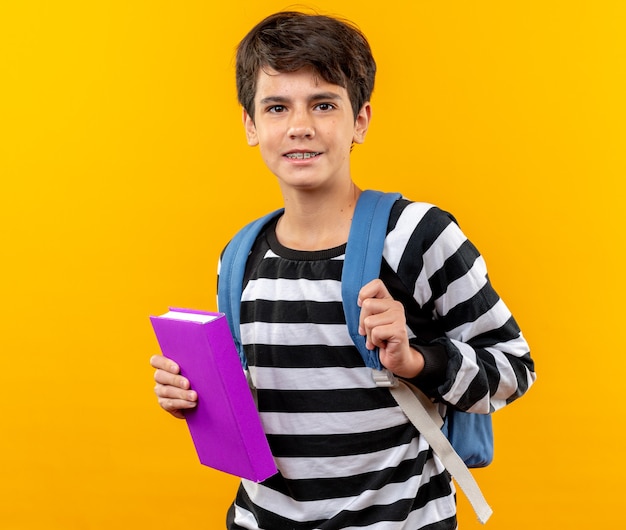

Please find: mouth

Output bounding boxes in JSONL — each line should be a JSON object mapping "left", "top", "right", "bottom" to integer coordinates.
{"left": 284, "top": 151, "right": 322, "bottom": 160}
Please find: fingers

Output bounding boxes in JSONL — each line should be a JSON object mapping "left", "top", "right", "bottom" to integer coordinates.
{"left": 357, "top": 280, "right": 425, "bottom": 378}
{"left": 357, "top": 278, "right": 392, "bottom": 306}
{"left": 358, "top": 279, "right": 401, "bottom": 345}
{"left": 151, "top": 355, "right": 197, "bottom": 419}
{"left": 360, "top": 298, "right": 408, "bottom": 352}
{"left": 150, "top": 354, "right": 180, "bottom": 373}
{"left": 154, "top": 383, "right": 198, "bottom": 419}
{"left": 358, "top": 279, "right": 393, "bottom": 346}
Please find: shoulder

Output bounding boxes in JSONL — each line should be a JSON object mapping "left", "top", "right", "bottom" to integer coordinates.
{"left": 386, "top": 198, "right": 460, "bottom": 250}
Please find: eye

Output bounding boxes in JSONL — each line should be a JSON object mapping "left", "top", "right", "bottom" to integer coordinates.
{"left": 315, "top": 103, "right": 336, "bottom": 112}
{"left": 267, "top": 105, "right": 286, "bottom": 113}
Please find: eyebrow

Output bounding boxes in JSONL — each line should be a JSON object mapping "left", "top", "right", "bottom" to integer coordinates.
{"left": 259, "top": 92, "right": 343, "bottom": 106}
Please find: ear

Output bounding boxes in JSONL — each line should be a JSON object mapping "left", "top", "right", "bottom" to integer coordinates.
{"left": 243, "top": 109, "right": 259, "bottom": 146}
{"left": 352, "top": 102, "right": 372, "bottom": 144}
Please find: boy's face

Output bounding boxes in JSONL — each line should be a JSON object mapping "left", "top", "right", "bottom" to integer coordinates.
{"left": 243, "top": 67, "right": 370, "bottom": 193}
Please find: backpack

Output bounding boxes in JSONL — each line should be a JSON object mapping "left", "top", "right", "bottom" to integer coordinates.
{"left": 218, "top": 190, "right": 493, "bottom": 523}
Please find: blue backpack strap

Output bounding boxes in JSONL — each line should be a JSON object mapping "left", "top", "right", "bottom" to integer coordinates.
{"left": 217, "top": 209, "right": 284, "bottom": 369}
{"left": 342, "top": 190, "right": 402, "bottom": 370}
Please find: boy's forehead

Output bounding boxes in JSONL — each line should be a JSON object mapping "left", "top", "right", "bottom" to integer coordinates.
{"left": 254, "top": 66, "right": 347, "bottom": 99}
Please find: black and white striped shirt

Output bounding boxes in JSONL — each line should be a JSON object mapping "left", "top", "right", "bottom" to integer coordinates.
{"left": 222, "top": 198, "right": 535, "bottom": 529}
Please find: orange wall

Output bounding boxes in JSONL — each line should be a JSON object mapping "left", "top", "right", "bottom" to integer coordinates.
{"left": 1, "top": 1, "right": 624, "bottom": 528}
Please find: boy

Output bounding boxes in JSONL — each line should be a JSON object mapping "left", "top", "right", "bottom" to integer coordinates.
{"left": 151, "top": 11, "right": 536, "bottom": 529}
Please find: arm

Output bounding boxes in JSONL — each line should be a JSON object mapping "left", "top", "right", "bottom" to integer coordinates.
{"left": 150, "top": 355, "right": 198, "bottom": 419}
{"left": 375, "top": 200, "right": 536, "bottom": 413}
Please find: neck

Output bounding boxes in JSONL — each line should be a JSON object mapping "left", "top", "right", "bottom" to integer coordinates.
{"left": 276, "top": 182, "right": 362, "bottom": 251}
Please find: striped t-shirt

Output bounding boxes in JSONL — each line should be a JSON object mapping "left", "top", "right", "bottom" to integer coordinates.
{"left": 223, "top": 198, "right": 535, "bottom": 529}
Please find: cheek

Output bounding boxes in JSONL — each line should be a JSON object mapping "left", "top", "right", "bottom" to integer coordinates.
{"left": 259, "top": 131, "right": 279, "bottom": 152}
{"left": 257, "top": 142, "right": 277, "bottom": 169}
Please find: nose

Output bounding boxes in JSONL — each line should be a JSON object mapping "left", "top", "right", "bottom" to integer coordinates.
{"left": 287, "top": 110, "right": 315, "bottom": 139}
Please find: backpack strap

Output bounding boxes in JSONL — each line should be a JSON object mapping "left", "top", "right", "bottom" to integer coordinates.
{"left": 342, "top": 190, "right": 402, "bottom": 374}
{"left": 217, "top": 208, "right": 284, "bottom": 369}
{"left": 389, "top": 381, "right": 493, "bottom": 523}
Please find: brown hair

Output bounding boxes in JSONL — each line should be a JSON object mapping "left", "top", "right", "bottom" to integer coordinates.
{"left": 236, "top": 11, "right": 376, "bottom": 120}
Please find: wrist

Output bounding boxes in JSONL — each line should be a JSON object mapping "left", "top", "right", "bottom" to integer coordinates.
{"left": 394, "top": 346, "right": 425, "bottom": 379}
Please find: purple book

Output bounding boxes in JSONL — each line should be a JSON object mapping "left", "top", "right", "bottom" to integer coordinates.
{"left": 150, "top": 308, "right": 277, "bottom": 482}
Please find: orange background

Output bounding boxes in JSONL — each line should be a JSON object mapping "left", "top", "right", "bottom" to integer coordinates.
{"left": 1, "top": 1, "right": 624, "bottom": 528}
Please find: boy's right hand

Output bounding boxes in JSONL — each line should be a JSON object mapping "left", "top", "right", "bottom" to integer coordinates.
{"left": 150, "top": 355, "right": 198, "bottom": 419}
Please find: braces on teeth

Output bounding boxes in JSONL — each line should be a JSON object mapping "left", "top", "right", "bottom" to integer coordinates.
{"left": 286, "top": 152, "right": 320, "bottom": 159}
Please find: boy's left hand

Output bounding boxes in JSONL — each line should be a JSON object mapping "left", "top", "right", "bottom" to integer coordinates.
{"left": 358, "top": 279, "right": 425, "bottom": 379}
